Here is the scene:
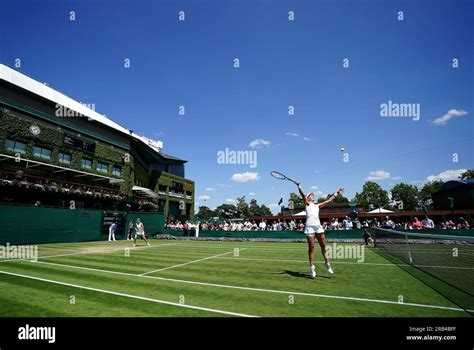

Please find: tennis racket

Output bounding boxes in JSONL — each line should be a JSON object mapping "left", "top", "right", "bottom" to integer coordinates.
{"left": 270, "top": 171, "right": 298, "bottom": 185}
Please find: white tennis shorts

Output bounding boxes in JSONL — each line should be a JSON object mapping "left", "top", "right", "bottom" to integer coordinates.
{"left": 304, "top": 225, "right": 325, "bottom": 236}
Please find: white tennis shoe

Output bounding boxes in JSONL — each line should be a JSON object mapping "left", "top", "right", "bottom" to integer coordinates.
{"left": 325, "top": 262, "right": 334, "bottom": 274}
{"left": 310, "top": 265, "right": 316, "bottom": 279}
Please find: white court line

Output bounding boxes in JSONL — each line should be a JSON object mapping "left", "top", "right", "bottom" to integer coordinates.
{"left": 0, "top": 270, "right": 257, "bottom": 317}
{"left": 0, "top": 242, "right": 180, "bottom": 263}
{"left": 16, "top": 259, "right": 472, "bottom": 313}
{"left": 217, "top": 256, "right": 400, "bottom": 266}
{"left": 139, "top": 249, "right": 245, "bottom": 276}
{"left": 162, "top": 243, "right": 380, "bottom": 253}
{"left": 216, "top": 256, "right": 474, "bottom": 269}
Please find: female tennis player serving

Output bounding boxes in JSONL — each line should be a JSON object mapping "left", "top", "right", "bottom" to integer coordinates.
{"left": 295, "top": 180, "right": 344, "bottom": 279}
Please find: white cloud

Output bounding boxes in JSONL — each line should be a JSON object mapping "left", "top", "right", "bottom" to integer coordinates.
{"left": 391, "top": 176, "right": 402, "bottom": 180}
{"left": 433, "top": 109, "right": 468, "bottom": 126}
{"left": 411, "top": 180, "right": 425, "bottom": 186}
{"left": 198, "top": 195, "right": 210, "bottom": 201}
{"left": 426, "top": 169, "right": 467, "bottom": 182}
{"left": 366, "top": 170, "right": 390, "bottom": 181}
{"left": 303, "top": 137, "right": 311, "bottom": 142}
{"left": 226, "top": 198, "right": 237, "bottom": 204}
{"left": 314, "top": 170, "right": 320, "bottom": 174}
{"left": 205, "top": 187, "right": 214, "bottom": 191}
{"left": 285, "top": 132, "right": 299, "bottom": 137}
{"left": 249, "top": 139, "right": 271, "bottom": 149}
{"left": 231, "top": 172, "right": 260, "bottom": 183}
{"left": 249, "top": 192, "right": 256, "bottom": 196}
{"left": 315, "top": 190, "right": 323, "bottom": 196}
{"left": 310, "top": 186, "right": 319, "bottom": 190}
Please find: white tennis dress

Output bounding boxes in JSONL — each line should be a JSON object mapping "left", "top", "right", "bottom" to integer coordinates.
{"left": 136, "top": 222, "right": 144, "bottom": 236}
{"left": 304, "top": 203, "right": 324, "bottom": 235}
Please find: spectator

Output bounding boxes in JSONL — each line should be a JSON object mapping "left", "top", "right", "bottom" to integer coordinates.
{"left": 421, "top": 215, "right": 434, "bottom": 229}
{"left": 457, "top": 217, "right": 470, "bottom": 229}
{"left": 381, "top": 216, "right": 395, "bottom": 229}
{"left": 183, "top": 221, "right": 189, "bottom": 237}
{"left": 342, "top": 216, "right": 353, "bottom": 230}
{"left": 411, "top": 217, "right": 424, "bottom": 230}
{"left": 373, "top": 218, "right": 380, "bottom": 227}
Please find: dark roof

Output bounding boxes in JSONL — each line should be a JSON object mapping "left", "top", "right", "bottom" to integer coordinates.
{"left": 159, "top": 152, "right": 187, "bottom": 163}
{"left": 130, "top": 138, "right": 186, "bottom": 165}
{"left": 437, "top": 180, "right": 474, "bottom": 193}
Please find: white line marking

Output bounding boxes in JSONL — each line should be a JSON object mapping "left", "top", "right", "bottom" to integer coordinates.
{"left": 16, "top": 259, "right": 472, "bottom": 313}
{"left": 216, "top": 256, "right": 474, "bottom": 269}
{"left": 161, "top": 243, "right": 380, "bottom": 253}
{"left": 0, "top": 243, "right": 180, "bottom": 263}
{"left": 218, "top": 256, "right": 398, "bottom": 266}
{"left": 0, "top": 270, "right": 258, "bottom": 317}
{"left": 139, "top": 249, "right": 244, "bottom": 276}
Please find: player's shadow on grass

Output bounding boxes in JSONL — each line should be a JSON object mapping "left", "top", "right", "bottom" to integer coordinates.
{"left": 281, "top": 270, "right": 331, "bottom": 280}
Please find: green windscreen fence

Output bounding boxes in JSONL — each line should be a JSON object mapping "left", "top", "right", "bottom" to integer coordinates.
{"left": 0, "top": 205, "right": 165, "bottom": 245}
{"left": 0, "top": 205, "right": 102, "bottom": 245}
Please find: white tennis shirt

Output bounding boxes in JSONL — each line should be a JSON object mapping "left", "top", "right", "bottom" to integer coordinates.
{"left": 305, "top": 203, "right": 321, "bottom": 226}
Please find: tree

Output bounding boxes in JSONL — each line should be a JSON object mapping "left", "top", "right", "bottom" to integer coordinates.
{"left": 288, "top": 192, "right": 303, "bottom": 209}
{"left": 354, "top": 181, "right": 390, "bottom": 211}
{"left": 259, "top": 204, "right": 272, "bottom": 216}
{"left": 249, "top": 199, "right": 261, "bottom": 216}
{"left": 390, "top": 183, "right": 419, "bottom": 211}
{"left": 247, "top": 198, "right": 272, "bottom": 216}
{"left": 317, "top": 196, "right": 327, "bottom": 204}
{"left": 334, "top": 194, "right": 349, "bottom": 203}
{"left": 195, "top": 206, "right": 215, "bottom": 220}
{"left": 236, "top": 196, "right": 250, "bottom": 217}
{"left": 315, "top": 193, "right": 349, "bottom": 205}
{"left": 214, "top": 204, "right": 239, "bottom": 219}
{"left": 419, "top": 180, "right": 443, "bottom": 200}
{"left": 460, "top": 170, "right": 474, "bottom": 180}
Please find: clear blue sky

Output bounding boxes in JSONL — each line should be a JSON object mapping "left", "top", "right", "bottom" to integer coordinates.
{"left": 1, "top": 0, "right": 472, "bottom": 213}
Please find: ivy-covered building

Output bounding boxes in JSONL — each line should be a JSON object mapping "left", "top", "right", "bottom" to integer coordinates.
{"left": 0, "top": 64, "right": 194, "bottom": 220}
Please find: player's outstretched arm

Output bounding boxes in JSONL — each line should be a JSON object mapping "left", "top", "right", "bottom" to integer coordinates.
{"left": 318, "top": 188, "right": 344, "bottom": 208}
{"left": 295, "top": 180, "right": 308, "bottom": 206}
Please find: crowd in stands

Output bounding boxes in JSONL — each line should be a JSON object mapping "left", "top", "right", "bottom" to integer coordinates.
{"left": 166, "top": 215, "right": 471, "bottom": 233}
{"left": 0, "top": 170, "right": 123, "bottom": 200}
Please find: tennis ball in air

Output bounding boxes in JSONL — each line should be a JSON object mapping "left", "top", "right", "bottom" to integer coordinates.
{"left": 340, "top": 147, "right": 345, "bottom": 152}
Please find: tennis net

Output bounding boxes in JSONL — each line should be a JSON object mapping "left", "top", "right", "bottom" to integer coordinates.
{"left": 373, "top": 227, "right": 474, "bottom": 313}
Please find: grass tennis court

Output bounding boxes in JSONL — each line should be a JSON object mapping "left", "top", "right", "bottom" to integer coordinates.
{"left": 0, "top": 239, "right": 471, "bottom": 317}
